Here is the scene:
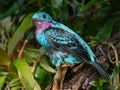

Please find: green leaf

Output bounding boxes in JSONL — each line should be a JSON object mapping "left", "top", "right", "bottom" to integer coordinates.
{"left": 0, "top": 76, "right": 6, "bottom": 90}
{"left": 80, "top": 0, "right": 102, "bottom": 12}
{"left": 40, "top": 63, "right": 55, "bottom": 73}
{"left": 0, "top": 3, "right": 18, "bottom": 19}
{"left": 70, "top": 0, "right": 81, "bottom": 15}
{"left": 35, "top": 67, "right": 52, "bottom": 90}
{"left": 0, "top": 0, "right": 9, "bottom": 4}
{"left": 96, "top": 19, "right": 115, "bottom": 41}
{"left": 96, "top": 6, "right": 111, "bottom": 19}
{"left": 11, "top": 86, "right": 22, "bottom": 90}
{"left": 0, "top": 47, "right": 10, "bottom": 66}
{"left": 110, "top": 70, "right": 115, "bottom": 84}
{"left": 74, "top": 21, "right": 84, "bottom": 33}
{"left": 98, "top": 78, "right": 106, "bottom": 86}
{"left": 51, "top": 0, "right": 63, "bottom": 8}
{"left": 24, "top": 49, "right": 40, "bottom": 59}
{"left": 35, "top": 67, "right": 47, "bottom": 80}
{"left": 114, "top": 65, "right": 120, "bottom": 73}
{"left": 14, "top": 59, "right": 41, "bottom": 90}
{"left": 97, "top": 86, "right": 103, "bottom": 90}
{"left": 9, "top": 76, "right": 21, "bottom": 87}
{"left": 90, "top": 81, "right": 98, "bottom": 87}
{"left": 8, "top": 13, "right": 34, "bottom": 57}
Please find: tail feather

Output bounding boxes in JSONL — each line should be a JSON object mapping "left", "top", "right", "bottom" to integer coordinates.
{"left": 94, "top": 62, "right": 109, "bottom": 80}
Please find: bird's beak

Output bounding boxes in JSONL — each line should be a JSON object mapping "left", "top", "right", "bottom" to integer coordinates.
{"left": 32, "top": 19, "right": 43, "bottom": 28}
{"left": 32, "top": 19, "right": 40, "bottom": 25}
{"left": 32, "top": 18, "right": 39, "bottom": 23}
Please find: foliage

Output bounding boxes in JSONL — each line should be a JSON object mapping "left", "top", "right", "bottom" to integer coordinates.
{"left": 91, "top": 78, "right": 107, "bottom": 90}
{"left": 0, "top": 0, "right": 120, "bottom": 90}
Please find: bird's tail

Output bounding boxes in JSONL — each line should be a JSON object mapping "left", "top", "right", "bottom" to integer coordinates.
{"left": 94, "top": 62, "right": 109, "bottom": 80}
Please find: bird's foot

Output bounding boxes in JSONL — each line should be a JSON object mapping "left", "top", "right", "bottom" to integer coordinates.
{"left": 52, "top": 63, "right": 69, "bottom": 90}
{"left": 61, "top": 62, "right": 70, "bottom": 68}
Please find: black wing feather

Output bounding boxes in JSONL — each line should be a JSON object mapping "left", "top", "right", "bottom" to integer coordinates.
{"left": 45, "top": 27, "right": 90, "bottom": 61}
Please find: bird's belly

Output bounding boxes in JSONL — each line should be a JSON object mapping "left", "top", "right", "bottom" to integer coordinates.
{"left": 49, "top": 51, "right": 80, "bottom": 67}
{"left": 64, "top": 54, "right": 80, "bottom": 64}
{"left": 36, "top": 33, "right": 50, "bottom": 47}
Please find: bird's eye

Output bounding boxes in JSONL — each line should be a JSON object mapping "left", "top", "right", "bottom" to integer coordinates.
{"left": 43, "top": 14, "right": 46, "bottom": 19}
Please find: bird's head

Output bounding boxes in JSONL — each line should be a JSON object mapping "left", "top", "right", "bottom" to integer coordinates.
{"left": 32, "top": 12, "right": 53, "bottom": 34}
{"left": 32, "top": 12, "right": 52, "bottom": 22}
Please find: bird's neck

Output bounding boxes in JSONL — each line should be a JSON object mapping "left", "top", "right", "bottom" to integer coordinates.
{"left": 36, "top": 22, "right": 52, "bottom": 34}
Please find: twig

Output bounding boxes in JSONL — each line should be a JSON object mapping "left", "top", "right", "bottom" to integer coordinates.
{"left": 18, "top": 40, "right": 28, "bottom": 59}
{"left": 109, "top": 43, "right": 120, "bottom": 89}
{"left": 109, "top": 43, "right": 120, "bottom": 64}
{"left": 32, "top": 55, "right": 49, "bottom": 73}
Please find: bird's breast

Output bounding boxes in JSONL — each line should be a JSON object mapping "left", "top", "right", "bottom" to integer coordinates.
{"left": 36, "top": 32, "right": 50, "bottom": 47}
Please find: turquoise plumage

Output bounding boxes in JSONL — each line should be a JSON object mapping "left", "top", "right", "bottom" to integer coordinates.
{"left": 32, "top": 12, "right": 109, "bottom": 80}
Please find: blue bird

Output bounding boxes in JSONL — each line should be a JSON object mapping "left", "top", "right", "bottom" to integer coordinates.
{"left": 32, "top": 12, "right": 109, "bottom": 80}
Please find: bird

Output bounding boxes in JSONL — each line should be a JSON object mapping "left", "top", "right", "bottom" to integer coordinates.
{"left": 32, "top": 12, "right": 109, "bottom": 80}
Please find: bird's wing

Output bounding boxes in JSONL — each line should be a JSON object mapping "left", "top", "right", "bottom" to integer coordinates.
{"left": 45, "top": 27, "right": 91, "bottom": 62}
